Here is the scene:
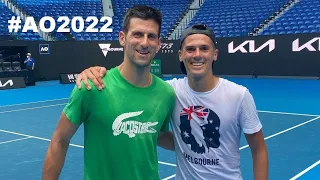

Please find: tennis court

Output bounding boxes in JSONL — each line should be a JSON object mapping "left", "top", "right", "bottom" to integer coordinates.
{"left": 0, "top": 77, "right": 319, "bottom": 180}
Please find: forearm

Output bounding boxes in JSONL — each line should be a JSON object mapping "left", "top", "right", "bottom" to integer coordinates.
{"left": 157, "top": 131, "right": 175, "bottom": 151}
{"left": 42, "top": 139, "right": 69, "bottom": 180}
{"left": 252, "top": 148, "right": 269, "bottom": 180}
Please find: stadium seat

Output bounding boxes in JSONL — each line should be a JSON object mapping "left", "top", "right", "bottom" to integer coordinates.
{"left": 2, "top": 62, "right": 12, "bottom": 71}
{"left": 12, "top": 61, "right": 22, "bottom": 71}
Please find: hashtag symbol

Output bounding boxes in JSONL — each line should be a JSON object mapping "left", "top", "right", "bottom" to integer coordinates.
{"left": 8, "top": 16, "right": 22, "bottom": 33}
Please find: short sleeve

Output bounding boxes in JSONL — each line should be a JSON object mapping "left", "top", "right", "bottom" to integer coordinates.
{"left": 63, "top": 85, "right": 90, "bottom": 126}
{"left": 238, "top": 90, "right": 262, "bottom": 134}
{"left": 165, "top": 78, "right": 179, "bottom": 87}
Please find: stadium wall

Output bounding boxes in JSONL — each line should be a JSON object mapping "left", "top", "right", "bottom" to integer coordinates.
{"left": 215, "top": 33, "right": 320, "bottom": 77}
{"left": 1, "top": 33, "right": 319, "bottom": 81}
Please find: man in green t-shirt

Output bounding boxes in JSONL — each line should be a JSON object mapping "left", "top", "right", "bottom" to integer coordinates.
{"left": 42, "top": 5, "right": 175, "bottom": 180}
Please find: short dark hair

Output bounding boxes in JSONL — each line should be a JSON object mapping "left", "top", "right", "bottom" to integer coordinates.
{"left": 122, "top": 5, "right": 162, "bottom": 37}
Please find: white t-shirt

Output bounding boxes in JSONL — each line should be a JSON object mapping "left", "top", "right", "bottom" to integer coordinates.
{"left": 166, "top": 77, "right": 262, "bottom": 180}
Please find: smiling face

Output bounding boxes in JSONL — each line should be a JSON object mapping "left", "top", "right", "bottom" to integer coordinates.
{"left": 179, "top": 34, "right": 218, "bottom": 78}
{"left": 119, "top": 17, "right": 161, "bottom": 68}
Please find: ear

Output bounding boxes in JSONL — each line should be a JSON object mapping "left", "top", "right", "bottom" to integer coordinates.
{"left": 156, "top": 38, "right": 161, "bottom": 53}
{"left": 213, "top": 48, "right": 219, "bottom": 61}
{"left": 119, "top": 31, "right": 125, "bottom": 46}
{"left": 178, "top": 50, "right": 183, "bottom": 62}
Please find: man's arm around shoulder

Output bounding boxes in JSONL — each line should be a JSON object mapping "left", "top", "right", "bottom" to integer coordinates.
{"left": 158, "top": 131, "right": 175, "bottom": 151}
{"left": 42, "top": 113, "right": 79, "bottom": 180}
{"left": 157, "top": 89, "right": 176, "bottom": 151}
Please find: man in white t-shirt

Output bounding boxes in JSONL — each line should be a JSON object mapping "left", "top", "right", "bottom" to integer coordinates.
{"left": 75, "top": 24, "right": 269, "bottom": 180}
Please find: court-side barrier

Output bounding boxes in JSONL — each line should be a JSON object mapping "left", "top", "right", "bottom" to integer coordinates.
{"left": 59, "top": 73, "right": 79, "bottom": 84}
{"left": 0, "top": 77, "right": 26, "bottom": 90}
{"left": 0, "top": 33, "right": 319, "bottom": 82}
{"left": 215, "top": 33, "right": 320, "bottom": 78}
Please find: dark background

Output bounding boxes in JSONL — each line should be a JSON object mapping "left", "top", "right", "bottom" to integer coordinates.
{"left": 1, "top": 33, "right": 319, "bottom": 81}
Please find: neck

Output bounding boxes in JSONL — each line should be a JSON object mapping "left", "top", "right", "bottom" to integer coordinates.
{"left": 187, "top": 73, "right": 219, "bottom": 92}
{"left": 118, "top": 59, "right": 152, "bottom": 87}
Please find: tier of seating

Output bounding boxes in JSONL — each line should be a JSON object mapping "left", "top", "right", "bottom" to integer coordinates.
{"left": 111, "top": 0, "right": 191, "bottom": 40}
{"left": 260, "top": 0, "right": 320, "bottom": 35}
{"left": 14, "top": 0, "right": 103, "bottom": 40}
{"left": 188, "top": 0, "right": 290, "bottom": 37}
{"left": 0, "top": 2, "right": 43, "bottom": 40}
{"left": 12, "top": 0, "right": 190, "bottom": 40}
{"left": 1, "top": 0, "right": 319, "bottom": 41}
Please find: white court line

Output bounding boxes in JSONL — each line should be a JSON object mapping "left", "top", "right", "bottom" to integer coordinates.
{"left": 289, "top": 159, "right": 320, "bottom": 180}
{"left": 159, "top": 161, "right": 176, "bottom": 167}
{"left": 0, "top": 129, "right": 84, "bottom": 148}
{"left": 239, "top": 116, "right": 320, "bottom": 150}
{"left": 0, "top": 98, "right": 69, "bottom": 108}
{"left": 1, "top": 101, "right": 319, "bottom": 118}
{"left": 257, "top": 110, "right": 319, "bottom": 117}
{"left": 162, "top": 174, "right": 176, "bottom": 180}
{"left": 0, "top": 129, "right": 176, "bottom": 167}
{"left": 1, "top": 97, "right": 318, "bottom": 117}
{"left": 0, "top": 103, "right": 67, "bottom": 114}
{"left": 0, "top": 137, "right": 32, "bottom": 145}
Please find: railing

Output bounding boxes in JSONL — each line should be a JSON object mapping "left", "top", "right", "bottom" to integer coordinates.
{"left": 171, "top": 9, "right": 197, "bottom": 40}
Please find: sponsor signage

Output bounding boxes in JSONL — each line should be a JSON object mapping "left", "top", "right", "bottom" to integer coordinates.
{"left": 59, "top": 73, "right": 78, "bottom": 84}
{"left": 39, "top": 44, "right": 50, "bottom": 54}
{"left": 0, "top": 77, "right": 26, "bottom": 90}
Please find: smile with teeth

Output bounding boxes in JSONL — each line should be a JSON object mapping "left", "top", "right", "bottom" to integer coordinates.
{"left": 137, "top": 50, "right": 149, "bottom": 55}
{"left": 191, "top": 62, "right": 204, "bottom": 66}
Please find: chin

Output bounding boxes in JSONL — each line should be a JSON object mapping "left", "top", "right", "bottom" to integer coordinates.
{"left": 134, "top": 59, "right": 152, "bottom": 68}
{"left": 188, "top": 71, "right": 206, "bottom": 78}
{"left": 186, "top": 67, "right": 205, "bottom": 75}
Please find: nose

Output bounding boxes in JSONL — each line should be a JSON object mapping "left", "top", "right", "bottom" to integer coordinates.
{"left": 140, "top": 35, "right": 149, "bottom": 48}
{"left": 193, "top": 48, "right": 201, "bottom": 60}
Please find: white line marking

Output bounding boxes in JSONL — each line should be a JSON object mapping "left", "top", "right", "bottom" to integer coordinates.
{"left": 0, "top": 129, "right": 175, "bottom": 166}
{"left": 158, "top": 161, "right": 176, "bottom": 167}
{"left": 239, "top": 145, "right": 249, "bottom": 150}
{"left": 1, "top": 99, "right": 318, "bottom": 118}
{"left": 239, "top": 116, "right": 320, "bottom": 150}
{"left": 0, "top": 129, "right": 83, "bottom": 148}
{"left": 162, "top": 174, "right": 176, "bottom": 180}
{"left": 0, "top": 137, "right": 32, "bottom": 145}
{"left": 257, "top": 110, "right": 319, "bottom": 117}
{"left": 0, "top": 103, "right": 67, "bottom": 114}
{"left": 0, "top": 98, "right": 69, "bottom": 108}
{"left": 289, "top": 160, "right": 320, "bottom": 180}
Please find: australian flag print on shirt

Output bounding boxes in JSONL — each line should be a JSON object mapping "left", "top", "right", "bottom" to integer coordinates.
{"left": 179, "top": 106, "right": 221, "bottom": 154}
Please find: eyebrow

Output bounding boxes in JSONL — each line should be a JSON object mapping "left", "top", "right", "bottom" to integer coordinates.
{"left": 131, "top": 30, "right": 157, "bottom": 36}
{"left": 185, "top": 44, "right": 210, "bottom": 48}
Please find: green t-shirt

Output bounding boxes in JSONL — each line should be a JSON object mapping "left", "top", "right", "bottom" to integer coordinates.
{"left": 63, "top": 67, "right": 175, "bottom": 180}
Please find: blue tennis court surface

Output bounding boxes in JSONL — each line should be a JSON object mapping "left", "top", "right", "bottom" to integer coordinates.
{"left": 0, "top": 77, "right": 319, "bottom": 180}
